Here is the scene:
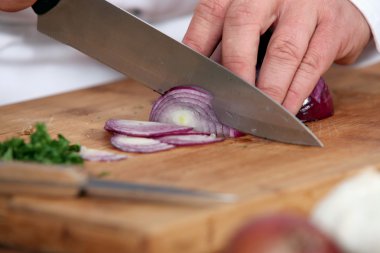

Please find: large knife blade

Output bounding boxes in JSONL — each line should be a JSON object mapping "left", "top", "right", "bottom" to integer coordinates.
{"left": 32, "top": 0, "right": 322, "bottom": 146}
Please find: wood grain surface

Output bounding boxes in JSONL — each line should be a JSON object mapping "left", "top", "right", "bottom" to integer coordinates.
{"left": 1, "top": 64, "right": 380, "bottom": 253}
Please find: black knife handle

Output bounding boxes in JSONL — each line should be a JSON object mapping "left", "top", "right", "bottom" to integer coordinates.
{"left": 32, "top": 0, "right": 60, "bottom": 15}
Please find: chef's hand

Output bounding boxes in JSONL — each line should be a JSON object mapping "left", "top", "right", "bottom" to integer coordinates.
{"left": 183, "top": 0, "right": 371, "bottom": 114}
{"left": 0, "top": 0, "right": 36, "bottom": 12}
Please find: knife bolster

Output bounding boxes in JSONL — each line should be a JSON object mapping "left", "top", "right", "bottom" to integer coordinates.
{"left": 32, "top": 0, "right": 60, "bottom": 15}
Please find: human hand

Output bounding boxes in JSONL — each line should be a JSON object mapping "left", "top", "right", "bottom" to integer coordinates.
{"left": 0, "top": 0, "right": 37, "bottom": 12}
{"left": 183, "top": 0, "right": 371, "bottom": 114}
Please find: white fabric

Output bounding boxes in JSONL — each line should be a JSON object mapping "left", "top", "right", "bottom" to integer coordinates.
{"left": 312, "top": 168, "right": 380, "bottom": 253}
{"left": 0, "top": 1, "right": 195, "bottom": 106}
{"left": 348, "top": 0, "right": 380, "bottom": 67}
{"left": 349, "top": 0, "right": 380, "bottom": 51}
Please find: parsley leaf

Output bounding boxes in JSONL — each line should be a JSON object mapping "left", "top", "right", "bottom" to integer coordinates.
{"left": 0, "top": 123, "right": 83, "bottom": 165}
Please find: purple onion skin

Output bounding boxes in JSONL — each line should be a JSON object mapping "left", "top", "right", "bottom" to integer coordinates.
{"left": 296, "top": 77, "right": 334, "bottom": 123}
{"left": 150, "top": 86, "right": 244, "bottom": 138}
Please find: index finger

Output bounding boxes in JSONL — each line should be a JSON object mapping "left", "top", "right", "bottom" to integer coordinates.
{"left": 222, "top": 0, "right": 277, "bottom": 84}
{"left": 183, "top": 0, "right": 232, "bottom": 56}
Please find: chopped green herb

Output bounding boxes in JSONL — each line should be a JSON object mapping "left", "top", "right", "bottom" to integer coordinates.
{"left": 0, "top": 123, "right": 83, "bottom": 165}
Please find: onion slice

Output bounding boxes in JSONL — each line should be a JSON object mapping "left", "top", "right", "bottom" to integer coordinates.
{"left": 105, "top": 119, "right": 193, "bottom": 137}
{"left": 80, "top": 146, "right": 128, "bottom": 162}
{"left": 296, "top": 77, "right": 334, "bottom": 122}
{"left": 149, "top": 86, "right": 243, "bottom": 138}
{"left": 158, "top": 134, "right": 224, "bottom": 146}
{"left": 111, "top": 135, "right": 174, "bottom": 153}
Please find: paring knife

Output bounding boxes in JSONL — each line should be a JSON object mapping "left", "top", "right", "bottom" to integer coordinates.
{"left": 31, "top": 0, "right": 322, "bottom": 147}
{"left": 0, "top": 162, "right": 237, "bottom": 204}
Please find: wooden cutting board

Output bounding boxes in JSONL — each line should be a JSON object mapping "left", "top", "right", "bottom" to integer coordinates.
{"left": 1, "top": 64, "right": 380, "bottom": 253}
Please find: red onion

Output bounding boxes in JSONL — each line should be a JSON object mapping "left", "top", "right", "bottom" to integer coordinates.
{"left": 158, "top": 134, "right": 224, "bottom": 146}
{"left": 149, "top": 86, "right": 243, "bottom": 138}
{"left": 110, "top": 135, "right": 174, "bottom": 153}
{"left": 225, "top": 213, "right": 342, "bottom": 253}
{"left": 104, "top": 118, "right": 226, "bottom": 154}
{"left": 80, "top": 146, "right": 128, "bottom": 162}
{"left": 296, "top": 77, "right": 334, "bottom": 122}
{"left": 105, "top": 119, "right": 193, "bottom": 137}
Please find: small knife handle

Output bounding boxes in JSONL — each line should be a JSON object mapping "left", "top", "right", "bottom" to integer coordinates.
{"left": 32, "top": 0, "right": 60, "bottom": 15}
{"left": 0, "top": 162, "right": 86, "bottom": 197}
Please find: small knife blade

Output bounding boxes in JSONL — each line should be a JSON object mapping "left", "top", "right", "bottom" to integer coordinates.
{"left": 0, "top": 162, "right": 237, "bottom": 204}
{"left": 32, "top": 0, "right": 322, "bottom": 146}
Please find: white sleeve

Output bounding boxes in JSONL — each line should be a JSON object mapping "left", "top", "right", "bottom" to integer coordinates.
{"left": 348, "top": 0, "right": 380, "bottom": 67}
{"left": 107, "top": 0, "right": 197, "bottom": 22}
{"left": 348, "top": 0, "right": 380, "bottom": 50}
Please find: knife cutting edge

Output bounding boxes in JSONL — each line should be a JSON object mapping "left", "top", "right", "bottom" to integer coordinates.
{"left": 0, "top": 162, "right": 238, "bottom": 205}
{"left": 31, "top": 0, "right": 322, "bottom": 147}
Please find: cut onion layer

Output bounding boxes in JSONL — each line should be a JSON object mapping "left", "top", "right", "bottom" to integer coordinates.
{"left": 111, "top": 135, "right": 174, "bottom": 153}
{"left": 158, "top": 134, "right": 224, "bottom": 146}
{"left": 296, "top": 77, "right": 334, "bottom": 122}
{"left": 80, "top": 146, "right": 128, "bottom": 162}
{"left": 105, "top": 119, "right": 193, "bottom": 137}
{"left": 104, "top": 79, "right": 332, "bottom": 155}
{"left": 149, "top": 86, "right": 243, "bottom": 138}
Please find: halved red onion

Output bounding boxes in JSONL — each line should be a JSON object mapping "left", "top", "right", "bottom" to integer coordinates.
{"left": 149, "top": 86, "right": 243, "bottom": 138}
{"left": 105, "top": 119, "right": 193, "bottom": 137}
{"left": 158, "top": 134, "right": 224, "bottom": 146}
{"left": 111, "top": 135, "right": 174, "bottom": 153}
{"left": 80, "top": 146, "right": 128, "bottom": 162}
{"left": 296, "top": 77, "right": 334, "bottom": 122}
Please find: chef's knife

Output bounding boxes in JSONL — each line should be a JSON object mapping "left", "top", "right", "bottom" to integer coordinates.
{"left": 31, "top": 0, "right": 322, "bottom": 147}
{"left": 0, "top": 162, "right": 237, "bottom": 204}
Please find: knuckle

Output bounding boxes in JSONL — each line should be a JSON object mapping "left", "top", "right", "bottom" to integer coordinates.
{"left": 182, "top": 36, "right": 205, "bottom": 54}
{"left": 323, "top": 2, "right": 343, "bottom": 24}
{"left": 196, "top": 0, "right": 228, "bottom": 22}
{"left": 225, "top": 1, "right": 257, "bottom": 27}
{"left": 266, "top": 37, "right": 303, "bottom": 66}
{"left": 286, "top": 86, "right": 304, "bottom": 102}
{"left": 260, "top": 85, "right": 286, "bottom": 102}
{"left": 300, "top": 50, "right": 323, "bottom": 74}
{"left": 222, "top": 54, "right": 255, "bottom": 83}
{"left": 336, "top": 42, "right": 363, "bottom": 65}
{"left": 336, "top": 53, "right": 358, "bottom": 65}
{"left": 322, "top": 8, "right": 336, "bottom": 22}
{"left": 222, "top": 55, "right": 250, "bottom": 72}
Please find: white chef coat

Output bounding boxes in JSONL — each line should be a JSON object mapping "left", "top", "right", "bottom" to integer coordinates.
{"left": 349, "top": 0, "right": 380, "bottom": 67}
{"left": 0, "top": 0, "right": 379, "bottom": 106}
